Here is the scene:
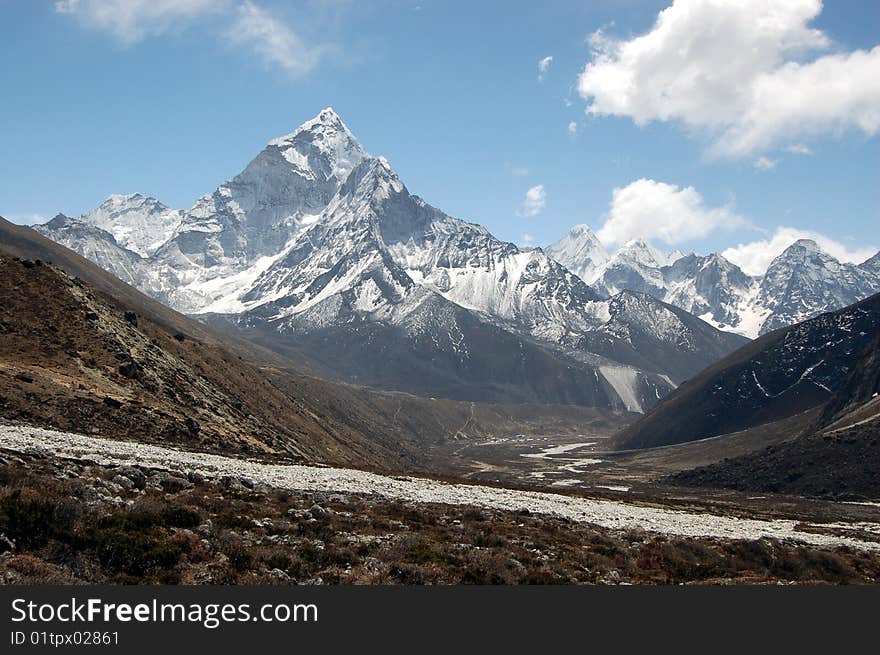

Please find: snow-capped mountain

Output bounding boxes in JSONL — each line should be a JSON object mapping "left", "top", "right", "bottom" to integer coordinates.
{"left": 544, "top": 224, "right": 609, "bottom": 282}
{"left": 661, "top": 252, "right": 759, "bottom": 333}
{"left": 755, "top": 239, "right": 880, "bottom": 334}
{"left": 37, "top": 108, "right": 746, "bottom": 412}
{"left": 219, "top": 155, "right": 742, "bottom": 405}
{"left": 591, "top": 238, "right": 684, "bottom": 299}
{"left": 38, "top": 213, "right": 146, "bottom": 288}
{"left": 80, "top": 193, "right": 183, "bottom": 257}
{"left": 547, "top": 225, "right": 880, "bottom": 338}
{"left": 147, "top": 107, "right": 370, "bottom": 313}
{"left": 545, "top": 230, "right": 683, "bottom": 299}
{"left": 861, "top": 252, "right": 880, "bottom": 276}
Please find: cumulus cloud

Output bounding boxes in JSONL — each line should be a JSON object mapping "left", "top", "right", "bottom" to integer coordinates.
{"left": 592, "top": 178, "right": 876, "bottom": 272}
{"left": 596, "top": 178, "right": 747, "bottom": 246}
{"left": 753, "top": 156, "right": 777, "bottom": 171}
{"left": 567, "top": 121, "right": 578, "bottom": 136}
{"left": 54, "top": 0, "right": 221, "bottom": 43}
{"left": 537, "top": 55, "right": 553, "bottom": 82}
{"left": 576, "top": 0, "right": 880, "bottom": 157}
{"left": 722, "top": 227, "right": 877, "bottom": 276}
{"left": 227, "top": 1, "right": 324, "bottom": 76}
{"left": 517, "top": 185, "right": 546, "bottom": 217}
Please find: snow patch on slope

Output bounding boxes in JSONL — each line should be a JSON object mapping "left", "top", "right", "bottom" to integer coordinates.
{"left": 600, "top": 366, "right": 643, "bottom": 413}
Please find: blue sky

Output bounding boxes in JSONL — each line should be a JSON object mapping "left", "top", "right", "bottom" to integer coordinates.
{"left": 1, "top": 0, "right": 878, "bottom": 274}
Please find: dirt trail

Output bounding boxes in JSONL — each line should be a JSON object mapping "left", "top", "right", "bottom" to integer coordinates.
{"left": 2, "top": 423, "right": 879, "bottom": 552}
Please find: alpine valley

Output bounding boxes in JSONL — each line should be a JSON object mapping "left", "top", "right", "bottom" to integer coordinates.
{"left": 7, "top": 0, "right": 880, "bottom": 591}
{"left": 5, "top": 108, "right": 880, "bottom": 587}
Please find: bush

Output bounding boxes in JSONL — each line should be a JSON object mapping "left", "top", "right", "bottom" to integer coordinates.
{"left": 91, "top": 506, "right": 200, "bottom": 533}
{"left": 0, "top": 489, "right": 78, "bottom": 549}
{"left": 72, "top": 506, "right": 198, "bottom": 578}
{"left": 402, "top": 539, "right": 456, "bottom": 565}
{"left": 87, "top": 529, "right": 187, "bottom": 576}
{"left": 224, "top": 544, "right": 254, "bottom": 572}
{"left": 473, "top": 530, "right": 508, "bottom": 548}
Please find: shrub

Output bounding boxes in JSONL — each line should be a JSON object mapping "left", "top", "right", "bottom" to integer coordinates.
{"left": 0, "top": 489, "right": 78, "bottom": 549}
{"left": 402, "top": 539, "right": 456, "bottom": 565}
{"left": 88, "top": 529, "right": 187, "bottom": 576}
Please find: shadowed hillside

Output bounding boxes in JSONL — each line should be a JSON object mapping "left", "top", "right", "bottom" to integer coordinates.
{"left": 615, "top": 293, "right": 880, "bottom": 450}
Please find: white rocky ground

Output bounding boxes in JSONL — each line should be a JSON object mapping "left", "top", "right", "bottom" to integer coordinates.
{"left": 2, "top": 423, "right": 879, "bottom": 552}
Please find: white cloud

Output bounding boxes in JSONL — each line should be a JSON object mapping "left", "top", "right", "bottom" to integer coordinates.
{"left": 227, "top": 1, "right": 324, "bottom": 76}
{"left": 521, "top": 233, "right": 536, "bottom": 246}
{"left": 55, "top": 0, "right": 325, "bottom": 76}
{"left": 567, "top": 121, "right": 578, "bottom": 136}
{"left": 517, "top": 185, "right": 546, "bottom": 217}
{"left": 537, "top": 55, "right": 553, "bottom": 82}
{"left": 54, "top": 0, "right": 220, "bottom": 43}
{"left": 596, "top": 178, "right": 747, "bottom": 246}
{"left": 785, "top": 143, "right": 813, "bottom": 155}
{"left": 722, "top": 226, "right": 877, "bottom": 276}
{"left": 577, "top": 0, "right": 880, "bottom": 157}
{"left": 753, "top": 156, "right": 777, "bottom": 171}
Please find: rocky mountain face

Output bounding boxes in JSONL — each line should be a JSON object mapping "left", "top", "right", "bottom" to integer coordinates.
{"left": 861, "top": 252, "right": 880, "bottom": 276}
{"left": 592, "top": 239, "right": 684, "bottom": 300}
{"left": 547, "top": 226, "right": 880, "bottom": 338}
{"left": 37, "top": 109, "right": 746, "bottom": 412}
{"left": 38, "top": 213, "right": 146, "bottom": 288}
{"left": 755, "top": 239, "right": 880, "bottom": 333}
{"left": 814, "top": 332, "right": 880, "bottom": 433}
{"left": 615, "top": 291, "right": 880, "bottom": 450}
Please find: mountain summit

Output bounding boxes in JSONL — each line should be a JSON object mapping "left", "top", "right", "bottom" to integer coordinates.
{"left": 79, "top": 194, "right": 183, "bottom": 257}
{"left": 544, "top": 224, "right": 609, "bottom": 282}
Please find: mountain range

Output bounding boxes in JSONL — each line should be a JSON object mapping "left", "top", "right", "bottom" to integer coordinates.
{"left": 37, "top": 108, "right": 748, "bottom": 413}
{"left": 547, "top": 225, "right": 880, "bottom": 338}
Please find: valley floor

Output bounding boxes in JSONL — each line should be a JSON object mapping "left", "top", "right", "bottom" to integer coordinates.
{"left": 430, "top": 410, "right": 819, "bottom": 486}
{"left": 0, "top": 425, "right": 880, "bottom": 572}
